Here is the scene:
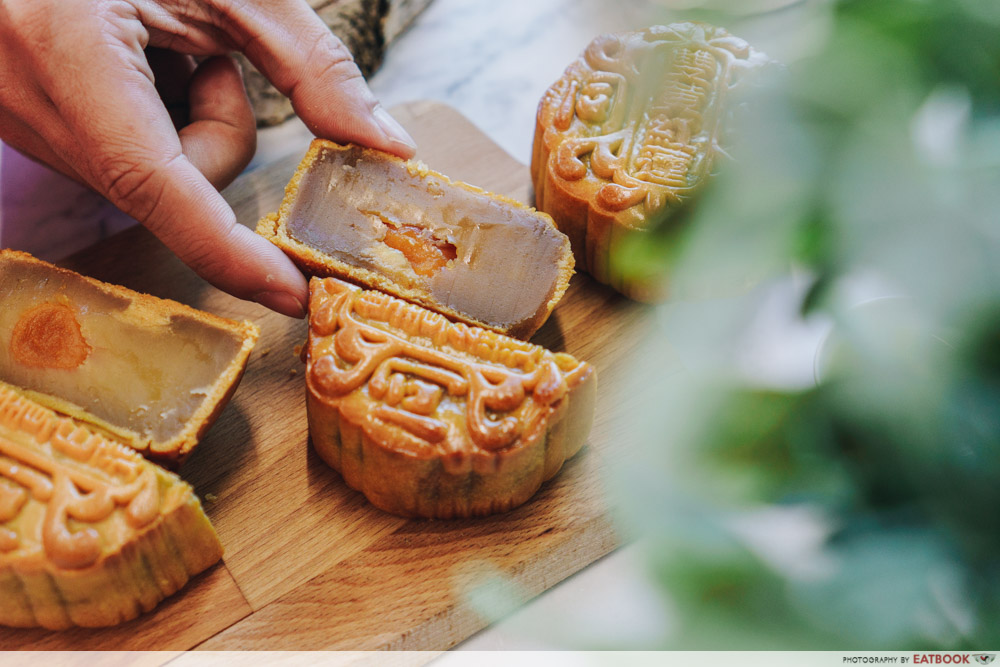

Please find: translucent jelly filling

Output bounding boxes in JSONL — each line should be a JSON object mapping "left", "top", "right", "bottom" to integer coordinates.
{"left": 286, "top": 145, "right": 568, "bottom": 329}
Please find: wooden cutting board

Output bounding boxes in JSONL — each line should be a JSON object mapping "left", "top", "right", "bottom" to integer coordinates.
{"left": 0, "top": 101, "right": 658, "bottom": 652}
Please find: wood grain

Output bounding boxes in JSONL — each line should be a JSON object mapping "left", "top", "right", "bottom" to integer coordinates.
{"left": 198, "top": 448, "right": 617, "bottom": 650}
{"left": 0, "top": 564, "right": 249, "bottom": 651}
{"left": 1, "top": 101, "right": 661, "bottom": 651}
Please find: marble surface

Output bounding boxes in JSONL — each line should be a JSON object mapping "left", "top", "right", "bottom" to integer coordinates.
{"left": 256, "top": 0, "right": 666, "bottom": 170}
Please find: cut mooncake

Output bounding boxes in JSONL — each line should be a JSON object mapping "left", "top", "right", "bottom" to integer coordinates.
{"left": 305, "top": 276, "right": 597, "bottom": 519}
{"left": 0, "top": 250, "right": 259, "bottom": 465}
{"left": 532, "top": 22, "right": 771, "bottom": 301}
{"left": 0, "top": 383, "right": 222, "bottom": 629}
{"left": 257, "top": 139, "right": 574, "bottom": 340}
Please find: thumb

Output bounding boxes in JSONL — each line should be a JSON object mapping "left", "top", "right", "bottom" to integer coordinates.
{"left": 160, "top": 55, "right": 308, "bottom": 315}
{"left": 144, "top": 166, "right": 309, "bottom": 317}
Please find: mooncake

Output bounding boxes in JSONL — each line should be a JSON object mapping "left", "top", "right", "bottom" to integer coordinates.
{"left": 532, "top": 22, "right": 771, "bottom": 301}
{"left": 257, "top": 140, "right": 574, "bottom": 340}
{"left": 0, "top": 384, "right": 222, "bottom": 629}
{"left": 0, "top": 250, "right": 259, "bottom": 465}
{"left": 305, "top": 276, "right": 596, "bottom": 518}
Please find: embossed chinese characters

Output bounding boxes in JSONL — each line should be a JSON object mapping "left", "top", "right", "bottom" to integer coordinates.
{"left": 306, "top": 277, "right": 597, "bottom": 518}
{"left": 0, "top": 384, "right": 222, "bottom": 629}
{"left": 532, "top": 23, "right": 771, "bottom": 301}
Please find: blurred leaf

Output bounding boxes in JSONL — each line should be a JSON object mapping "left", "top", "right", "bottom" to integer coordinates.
{"left": 609, "top": 0, "right": 1000, "bottom": 651}
{"left": 790, "top": 525, "right": 975, "bottom": 647}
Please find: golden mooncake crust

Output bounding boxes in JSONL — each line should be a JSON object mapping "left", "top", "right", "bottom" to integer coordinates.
{"left": 0, "top": 250, "right": 259, "bottom": 465}
{"left": 531, "top": 22, "right": 771, "bottom": 301}
{"left": 305, "top": 277, "right": 597, "bottom": 519}
{"left": 0, "top": 384, "right": 222, "bottom": 629}
{"left": 257, "top": 139, "right": 574, "bottom": 340}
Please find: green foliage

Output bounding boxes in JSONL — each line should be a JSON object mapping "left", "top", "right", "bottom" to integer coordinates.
{"left": 616, "top": 0, "right": 1000, "bottom": 649}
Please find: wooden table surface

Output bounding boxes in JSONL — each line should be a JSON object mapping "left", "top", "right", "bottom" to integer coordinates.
{"left": 0, "top": 101, "right": 656, "bottom": 652}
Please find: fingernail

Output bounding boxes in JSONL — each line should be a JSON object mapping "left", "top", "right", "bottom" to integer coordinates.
{"left": 374, "top": 106, "right": 417, "bottom": 153}
{"left": 252, "top": 290, "right": 306, "bottom": 318}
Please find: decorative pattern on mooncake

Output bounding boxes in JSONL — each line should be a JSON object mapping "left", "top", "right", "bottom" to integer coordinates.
{"left": 257, "top": 140, "right": 574, "bottom": 340}
{"left": 0, "top": 384, "right": 222, "bottom": 629}
{"left": 531, "top": 22, "right": 771, "bottom": 301}
{"left": 0, "top": 250, "right": 259, "bottom": 465}
{"left": 306, "top": 277, "right": 597, "bottom": 518}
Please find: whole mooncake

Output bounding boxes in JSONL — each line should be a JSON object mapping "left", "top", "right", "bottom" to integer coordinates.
{"left": 532, "top": 22, "right": 771, "bottom": 301}
{"left": 305, "top": 276, "right": 597, "bottom": 518}
{"left": 0, "top": 250, "right": 259, "bottom": 465}
{"left": 258, "top": 140, "right": 574, "bottom": 340}
{"left": 0, "top": 384, "right": 222, "bottom": 629}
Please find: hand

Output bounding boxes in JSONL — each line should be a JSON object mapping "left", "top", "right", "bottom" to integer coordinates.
{"left": 0, "top": 0, "right": 417, "bottom": 317}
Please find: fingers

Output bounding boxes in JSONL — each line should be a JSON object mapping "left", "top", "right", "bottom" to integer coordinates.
{"left": 217, "top": 1, "right": 416, "bottom": 158}
{"left": 27, "top": 16, "right": 307, "bottom": 316}
{"left": 179, "top": 55, "right": 256, "bottom": 190}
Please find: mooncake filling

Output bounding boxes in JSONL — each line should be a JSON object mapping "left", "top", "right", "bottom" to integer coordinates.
{"left": 285, "top": 144, "right": 568, "bottom": 329}
{"left": 0, "top": 255, "right": 243, "bottom": 445}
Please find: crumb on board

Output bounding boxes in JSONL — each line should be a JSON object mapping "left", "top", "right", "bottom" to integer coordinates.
{"left": 260, "top": 348, "right": 271, "bottom": 356}
{"left": 293, "top": 344, "right": 303, "bottom": 357}
{"left": 204, "top": 493, "right": 218, "bottom": 503}
{"left": 289, "top": 369, "right": 298, "bottom": 377}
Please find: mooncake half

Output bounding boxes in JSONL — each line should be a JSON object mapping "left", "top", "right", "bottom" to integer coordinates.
{"left": 0, "top": 384, "right": 222, "bottom": 629}
{"left": 532, "top": 22, "right": 771, "bottom": 300}
{"left": 306, "top": 276, "right": 596, "bottom": 518}
{"left": 257, "top": 140, "right": 574, "bottom": 340}
{"left": 0, "top": 250, "right": 259, "bottom": 465}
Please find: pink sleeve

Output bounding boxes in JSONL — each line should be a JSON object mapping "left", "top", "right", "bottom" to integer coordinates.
{"left": 0, "top": 142, "right": 136, "bottom": 261}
